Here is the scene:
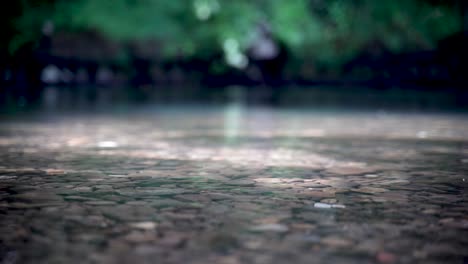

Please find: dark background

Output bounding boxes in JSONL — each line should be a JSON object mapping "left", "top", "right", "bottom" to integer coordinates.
{"left": 1, "top": 0, "right": 467, "bottom": 110}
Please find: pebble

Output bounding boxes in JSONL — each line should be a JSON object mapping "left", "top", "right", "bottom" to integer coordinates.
{"left": 320, "top": 198, "right": 337, "bottom": 204}
{"left": 351, "top": 187, "right": 388, "bottom": 194}
{"left": 249, "top": 224, "right": 289, "bottom": 233}
{"left": 326, "top": 165, "right": 376, "bottom": 176}
{"left": 97, "top": 141, "right": 118, "bottom": 148}
{"left": 72, "top": 186, "right": 92, "bottom": 192}
{"left": 84, "top": 201, "right": 117, "bottom": 205}
{"left": 124, "top": 231, "right": 156, "bottom": 243}
{"left": 293, "top": 234, "right": 321, "bottom": 243}
{"left": 13, "top": 192, "right": 61, "bottom": 202}
{"left": 331, "top": 204, "right": 346, "bottom": 209}
{"left": 129, "top": 222, "right": 158, "bottom": 230}
{"left": 45, "top": 169, "right": 66, "bottom": 175}
{"left": 156, "top": 232, "right": 186, "bottom": 247}
{"left": 321, "top": 237, "right": 353, "bottom": 247}
{"left": 376, "top": 251, "right": 396, "bottom": 263}
{"left": 0, "top": 175, "right": 17, "bottom": 180}
{"left": 108, "top": 174, "right": 128, "bottom": 178}
{"left": 314, "top": 202, "right": 332, "bottom": 209}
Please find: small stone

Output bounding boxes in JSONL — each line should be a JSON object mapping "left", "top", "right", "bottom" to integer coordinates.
{"left": 302, "top": 191, "right": 336, "bottom": 198}
{"left": 64, "top": 196, "right": 97, "bottom": 201}
{"left": 0, "top": 202, "right": 61, "bottom": 208}
{"left": 254, "top": 215, "right": 289, "bottom": 224}
{"left": 125, "top": 201, "right": 148, "bottom": 205}
{"left": 249, "top": 223, "right": 289, "bottom": 232}
{"left": 371, "top": 197, "right": 388, "bottom": 203}
{"left": 351, "top": 187, "right": 388, "bottom": 194}
{"left": 97, "top": 141, "right": 118, "bottom": 148}
{"left": 125, "top": 231, "right": 156, "bottom": 243}
{"left": 321, "top": 237, "right": 353, "bottom": 247}
{"left": 327, "top": 164, "right": 376, "bottom": 176}
{"left": 13, "top": 191, "right": 61, "bottom": 202}
{"left": 108, "top": 174, "right": 128, "bottom": 178}
{"left": 215, "top": 256, "right": 241, "bottom": 264}
{"left": 439, "top": 218, "right": 468, "bottom": 229}
{"left": 320, "top": 199, "right": 337, "bottom": 204}
{"left": 421, "top": 209, "right": 438, "bottom": 214}
{"left": 332, "top": 204, "right": 346, "bottom": 208}
{"left": 376, "top": 251, "right": 396, "bottom": 263}
{"left": 295, "top": 234, "right": 321, "bottom": 243}
{"left": 157, "top": 232, "right": 186, "bottom": 248}
{"left": 314, "top": 202, "right": 332, "bottom": 209}
{"left": 72, "top": 186, "right": 92, "bottom": 192}
{"left": 416, "top": 131, "right": 428, "bottom": 139}
{"left": 94, "top": 184, "right": 113, "bottom": 190}
{"left": 129, "top": 222, "right": 158, "bottom": 230}
{"left": 290, "top": 223, "right": 316, "bottom": 230}
{"left": 174, "top": 194, "right": 211, "bottom": 203}
{"left": 226, "top": 180, "right": 256, "bottom": 186}
{"left": 84, "top": 201, "right": 116, "bottom": 205}
{"left": 209, "top": 234, "right": 239, "bottom": 253}
{"left": 244, "top": 240, "right": 263, "bottom": 250}
{"left": 254, "top": 178, "right": 283, "bottom": 184}
{"left": 45, "top": 169, "right": 65, "bottom": 175}
{"left": 412, "top": 250, "right": 428, "bottom": 258}
{"left": 0, "top": 175, "right": 17, "bottom": 180}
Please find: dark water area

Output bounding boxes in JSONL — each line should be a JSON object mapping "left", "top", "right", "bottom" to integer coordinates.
{"left": 1, "top": 85, "right": 468, "bottom": 116}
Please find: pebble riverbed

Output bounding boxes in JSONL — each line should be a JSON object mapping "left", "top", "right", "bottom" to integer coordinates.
{"left": 0, "top": 106, "right": 467, "bottom": 264}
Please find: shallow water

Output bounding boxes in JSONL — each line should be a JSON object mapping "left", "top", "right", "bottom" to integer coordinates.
{"left": 0, "top": 105, "right": 467, "bottom": 264}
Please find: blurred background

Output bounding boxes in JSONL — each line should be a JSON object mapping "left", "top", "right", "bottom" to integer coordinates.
{"left": 1, "top": 0, "right": 467, "bottom": 111}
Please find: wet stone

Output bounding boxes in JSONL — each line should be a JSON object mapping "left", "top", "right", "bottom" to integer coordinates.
{"left": 0, "top": 175, "right": 17, "bottom": 180}
{"left": 128, "top": 188, "right": 190, "bottom": 196}
{"left": 129, "top": 222, "right": 158, "bottom": 230}
{"left": 124, "top": 231, "right": 157, "bottom": 243}
{"left": 326, "top": 164, "right": 376, "bottom": 176}
{"left": 351, "top": 187, "right": 389, "bottom": 194}
{"left": 174, "top": 194, "right": 212, "bottom": 203}
{"left": 321, "top": 236, "right": 354, "bottom": 248}
{"left": 84, "top": 200, "right": 117, "bottom": 205}
{"left": 208, "top": 233, "right": 240, "bottom": 253}
{"left": 12, "top": 191, "right": 62, "bottom": 202}
{"left": 0, "top": 202, "right": 62, "bottom": 208}
{"left": 72, "top": 186, "right": 92, "bottom": 192}
{"left": 301, "top": 190, "right": 336, "bottom": 199}
{"left": 249, "top": 224, "right": 289, "bottom": 233}
{"left": 44, "top": 169, "right": 66, "bottom": 175}
{"left": 64, "top": 195, "right": 99, "bottom": 201}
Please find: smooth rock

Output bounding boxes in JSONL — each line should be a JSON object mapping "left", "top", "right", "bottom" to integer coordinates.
{"left": 314, "top": 202, "right": 332, "bottom": 209}
{"left": 249, "top": 224, "right": 289, "bottom": 232}
{"left": 129, "top": 222, "right": 158, "bottom": 230}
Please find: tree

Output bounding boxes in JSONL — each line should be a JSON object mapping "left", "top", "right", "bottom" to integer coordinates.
{"left": 8, "top": 0, "right": 462, "bottom": 69}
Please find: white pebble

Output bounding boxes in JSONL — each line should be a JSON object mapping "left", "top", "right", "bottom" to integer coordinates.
{"left": 332, "top": 204, "right": 346, "bottom": 209}
{"left": 97, "top": 141, "right": 118, "bottom": 148}
{"left": 314, "top": 202, "right": 332, "bottom": 209}
{"left": 129, "top": 222, "right": 157, "bottom": 230}
{"left": 314, "top": 202, "right": 346, "bottom": 209}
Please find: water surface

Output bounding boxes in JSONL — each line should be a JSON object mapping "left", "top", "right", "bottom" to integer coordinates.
{"left": 0, "top": 105, "right": 467, "bottom": 263}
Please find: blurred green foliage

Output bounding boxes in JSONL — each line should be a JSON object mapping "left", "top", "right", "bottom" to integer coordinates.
{"left": 9, "top": 0, "right": 462, "bottom": 66}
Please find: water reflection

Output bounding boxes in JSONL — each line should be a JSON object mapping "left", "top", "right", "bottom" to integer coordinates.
{"left": 223, "top": 102, "right": 244, "bottom": 142}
